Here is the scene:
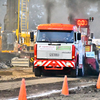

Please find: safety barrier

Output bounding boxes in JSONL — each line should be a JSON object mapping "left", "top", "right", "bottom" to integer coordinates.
{"left": 11, "top": 57, "right": 30, "bottom": 67}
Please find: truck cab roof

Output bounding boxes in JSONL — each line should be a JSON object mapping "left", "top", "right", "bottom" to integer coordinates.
{"left": 37, "top": 23, "right": 75, "bottom": 31}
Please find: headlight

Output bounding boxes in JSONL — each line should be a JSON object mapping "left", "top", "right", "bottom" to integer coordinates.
{"left": 37, "top": 61, "right": 42, "bottom": 66}
{"left": 66, "top": 62, "right": 71, "bottom": 66}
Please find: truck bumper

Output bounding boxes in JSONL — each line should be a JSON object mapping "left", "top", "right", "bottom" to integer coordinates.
{"left": 34, "top": 59, "right": 75, "bottom": 70}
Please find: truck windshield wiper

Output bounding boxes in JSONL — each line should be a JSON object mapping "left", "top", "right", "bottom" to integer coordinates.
{"left": 49, "top": 41, "right": 66, "bottom": 43}
{"left": 48, "top": 43, "right": 61, "bottom": 46}
{"left": 37, "top": 41, "right": 50, "bottom": 42}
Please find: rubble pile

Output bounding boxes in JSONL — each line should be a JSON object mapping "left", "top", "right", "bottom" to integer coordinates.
{"left": 0, "top": 63, "right": 8, "bottom": 69}
{"left": 0, "top": 53, "right": 16, "bottom": 69}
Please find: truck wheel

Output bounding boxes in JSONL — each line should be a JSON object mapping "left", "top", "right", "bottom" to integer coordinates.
{"left": 96, "top": 59, "right": 99, "bottom": 73}
{"left": 79, "top": 66, "right": 84, "bottom": 76}
{"left": 71, "top": 65, "right": 78, "bottom": 77}
{"left": 32, "top": 62, "right": 34, "bottom": 72}
{"left": 84, "top": 64, "right": 88, "bottom": 76}
{"left": 35, "top": 67, "right": 42, "bottom": 77}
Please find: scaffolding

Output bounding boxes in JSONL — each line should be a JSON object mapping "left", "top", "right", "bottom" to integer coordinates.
{"left": 17, "top": 0, "right": 30, "bottom": 46}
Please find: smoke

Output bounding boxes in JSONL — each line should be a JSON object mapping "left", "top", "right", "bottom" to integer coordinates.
{"left": 68, "top": 13, "right": 75, "bottom": 24}
{"left": 1, "top": 0, "right": 100, "bottom": 38}
{"left": 64, "top": 0, "right": 100, "bottom": 38}
{"left": 66, "top": 0, "right": 79, "bottom": 14}
{"left": 65, "top": 0, "right": 99, "bottom": 24}
{"left": 43, "top": 0, "right": 54, "bottom": 23}
{"left": 65, "top": 0, "right": 78, "bottom": 24}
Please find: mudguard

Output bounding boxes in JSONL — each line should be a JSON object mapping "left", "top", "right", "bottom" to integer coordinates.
{"left": 85, "top": 57, "right": 99, "bottom": 73}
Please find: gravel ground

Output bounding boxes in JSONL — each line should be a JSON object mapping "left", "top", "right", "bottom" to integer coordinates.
{"left": 0, "top": 67, "right": 35, "bottom": 81}
{"left": 33, "top": 85, "right": 100, "bottom": 100}
{"left": 0, "top": 66, "right": 99, "bottom": 100}
{"left": 0, "top": 77, "right": 99, "bottom": 100}
{"left": 36, "top": 92, "right": 100, "bottom": 100}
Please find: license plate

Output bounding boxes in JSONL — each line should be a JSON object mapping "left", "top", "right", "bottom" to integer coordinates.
{"left": 49, "top": 53, "right": 59, "bottom": 57}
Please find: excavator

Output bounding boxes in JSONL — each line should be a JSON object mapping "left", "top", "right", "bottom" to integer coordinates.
{"left": 0, "top": 26, "right": 1, "bottom": 52}
{"left": 0, "top": 0, "right": 35, "bottom": 67}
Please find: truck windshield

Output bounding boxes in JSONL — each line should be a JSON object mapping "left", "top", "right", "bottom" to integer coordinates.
{"left": 37, "top": 30, "right": 74, "bottom": 43}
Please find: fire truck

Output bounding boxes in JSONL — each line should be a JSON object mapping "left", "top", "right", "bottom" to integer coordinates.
{"left": 32, "top": 19, "right": 99, "bottom": 77}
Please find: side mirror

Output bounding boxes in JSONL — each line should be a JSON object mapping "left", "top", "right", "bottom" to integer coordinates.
{"left": 30, "top": 32, "right": 34, "bottom": 42}
{"left": 74, "top": 32, "right": 77, "bottom": 42}
{"left": 91, "top": 33, "right": 93, "bottom": 39}
{"left": 77, "top": 33, "right": 81, "bottom": 40}
{"left": 88, "top": 39, "right": 92, "bottom": 45}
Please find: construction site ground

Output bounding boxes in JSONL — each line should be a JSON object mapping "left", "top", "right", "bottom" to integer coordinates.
{"left": 0, "top": 67, "right": 35, "bottom": 81}
{"left": 0, "top": 66, "right": 100, "bottom": 100}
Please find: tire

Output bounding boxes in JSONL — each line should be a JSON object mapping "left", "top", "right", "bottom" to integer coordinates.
{"left": 95, "top": 59, "right": 99, "bottom": 73}
{"left": 71, "top": 65, "right": 78, "bottom": 77}
{"left": 34, "top": 67, "right": 42, "bottom": 77}
{"left": 32, "top": 62, "right": 34, "bottom": 72}
{"left": 84, "top": 64, "right": 88, "bottom": 76}
{"left": 78, "top": 66, "right": 84, "bottom": 76}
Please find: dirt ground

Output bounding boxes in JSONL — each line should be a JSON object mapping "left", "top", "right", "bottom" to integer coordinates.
{"left": 36, "top": 89, "right": 100, "bottom": 100}
{"left": 0, "top": 66, "right": 100, "bottom": 100}
{"left": 34, "top": 79, "right": 100, "bottom": 100}
{"left": 28, "top": 79, "right": 100, "bottom": 100}
{"left": 0, "top": 67, "right": 35, "bottom": 81}
{"left": 0, "top": 76, "right": 99, "bottom": 100}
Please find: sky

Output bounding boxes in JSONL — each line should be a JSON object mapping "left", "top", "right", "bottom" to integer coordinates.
{"left": 0, "top": 0, "right": 100, "bottom": 38}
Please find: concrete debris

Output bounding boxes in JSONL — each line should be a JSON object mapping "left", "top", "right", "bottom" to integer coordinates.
{"left": 5, "top": 60, "right": 12, "bottom": 67}
{"left": 0, "top": 63, "right": 9, "bottom": 69}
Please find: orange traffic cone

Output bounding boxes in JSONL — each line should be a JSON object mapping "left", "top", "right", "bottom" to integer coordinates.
{"left": 18, "top": 78, "right": 27, "bottom": 100}
{"left": 96, "top": 73, "right": 100, "bottom": 89}
{"left": 61, "top": 75, "right": 69, "bottom": 96}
